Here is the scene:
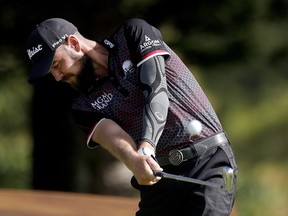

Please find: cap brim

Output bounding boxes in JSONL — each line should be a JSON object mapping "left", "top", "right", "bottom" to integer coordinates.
{"left": 28, "top": 50, "right": 55, "bottom": 84}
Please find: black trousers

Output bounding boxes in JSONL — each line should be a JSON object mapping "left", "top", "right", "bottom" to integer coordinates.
{"left": 131, "top": 143, "right": 238, "bottom": 216}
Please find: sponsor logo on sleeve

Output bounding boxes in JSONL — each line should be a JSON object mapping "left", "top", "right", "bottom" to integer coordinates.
{"left": 140, "top": 35, "right": 162, "bottom": 52}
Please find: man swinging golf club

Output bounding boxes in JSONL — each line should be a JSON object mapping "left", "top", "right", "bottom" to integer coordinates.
{"left": 26, "top": 17, "right": 238, "bottom": 216}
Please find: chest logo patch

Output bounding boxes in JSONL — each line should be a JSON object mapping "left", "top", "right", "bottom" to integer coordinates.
{"left": 91, "top": 92, "right": 113, "bottom": 110}
{"left": 122, "top": 60, "right": 135, "bottom": 74}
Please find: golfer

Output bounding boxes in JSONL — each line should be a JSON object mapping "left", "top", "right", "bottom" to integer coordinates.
{"left": 26, "top": 17, "right": 238, "bottom": 216}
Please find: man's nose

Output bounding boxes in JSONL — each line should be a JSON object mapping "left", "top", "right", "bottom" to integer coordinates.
{"left": 51, "top": 70, "right": 63, "bottom": 81}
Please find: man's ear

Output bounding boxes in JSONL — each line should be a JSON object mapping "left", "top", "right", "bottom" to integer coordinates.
{"left": 67, "top": 35, "right": 80, "bottom": 51}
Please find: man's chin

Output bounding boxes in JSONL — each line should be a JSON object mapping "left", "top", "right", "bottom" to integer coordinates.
{"left": 61, "top": 80, "right": 80, "bottom": 91}
{"left": 69, "top": 82, "right": 94, "bottom": 93}
{"left": 70, "top": 84, "right": 82, "bottom": 92}
{"left": 70, "top": 84, "right": 80, "bottom": 91}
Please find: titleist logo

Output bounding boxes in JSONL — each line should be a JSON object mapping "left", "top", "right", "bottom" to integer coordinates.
{"left": 27, "top": 44, "right": 42, "bottom": 59}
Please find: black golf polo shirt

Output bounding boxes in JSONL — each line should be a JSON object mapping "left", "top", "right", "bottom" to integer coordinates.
{"left": 71, "top": 18, "right": 222, "bottom": 157}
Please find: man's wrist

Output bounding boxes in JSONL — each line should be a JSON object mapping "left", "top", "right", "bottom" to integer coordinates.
{"left": 140, "top": 138, "right": 156, "bottom": 148}
{"left": 137, "top": 147, "right": 155, "bottom": 157}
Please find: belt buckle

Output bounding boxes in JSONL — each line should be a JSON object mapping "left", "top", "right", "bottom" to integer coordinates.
{"left": 168, "top": 149, "right": 183, "bottom": 165}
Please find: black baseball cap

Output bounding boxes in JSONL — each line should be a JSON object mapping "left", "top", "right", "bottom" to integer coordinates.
{"left": 26, "top": 18, "right": 78, "bottom": 84}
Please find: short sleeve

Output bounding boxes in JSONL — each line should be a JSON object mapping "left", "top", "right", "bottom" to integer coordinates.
{"left": 123, "top": 18, "right": 170, "bottom": 66}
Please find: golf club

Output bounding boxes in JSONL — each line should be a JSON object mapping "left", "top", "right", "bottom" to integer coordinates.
{"left": 153, "top": 166, "right": 234, "bottom": 192}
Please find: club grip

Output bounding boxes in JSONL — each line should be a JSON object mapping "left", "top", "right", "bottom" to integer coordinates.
{"left": 153, "top": 170, "right": 163, "bottom": 177}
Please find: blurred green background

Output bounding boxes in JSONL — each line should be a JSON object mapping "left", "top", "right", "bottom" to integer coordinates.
{"left": 1, "top": 0, "right": 288, "bottom": 215}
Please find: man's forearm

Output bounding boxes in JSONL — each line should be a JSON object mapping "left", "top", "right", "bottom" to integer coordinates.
{"left": 91, "top": 118, "right": 162, "bottom": 185}
{"left": 91, "top": 118, "right": 138, "bottom": 168}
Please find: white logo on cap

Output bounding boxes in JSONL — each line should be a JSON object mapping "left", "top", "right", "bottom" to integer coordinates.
{"left": 27, "top": 44, "right": 43, "bottom": 59}
{"left": 51, "top": 34, "right": 69, "bottom": 48}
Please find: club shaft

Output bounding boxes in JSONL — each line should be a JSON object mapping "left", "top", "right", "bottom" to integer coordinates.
{"left": 157, "top": 172, "right": 224, "bottom": 189}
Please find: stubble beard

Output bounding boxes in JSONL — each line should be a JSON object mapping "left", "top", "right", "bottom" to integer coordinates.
{"left": 72, "top": 55, "right": 96, "bottom": 93}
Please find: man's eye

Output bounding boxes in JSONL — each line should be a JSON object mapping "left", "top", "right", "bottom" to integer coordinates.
{"left": 52, "top": 62, "right": 59, "bottom": 69}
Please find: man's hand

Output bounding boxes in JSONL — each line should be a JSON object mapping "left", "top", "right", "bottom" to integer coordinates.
{"left": 129, "top": 141, "right": 163, "bottom": 185}
{"left": 130, "top": 152, "right": 163, "bottom": 185}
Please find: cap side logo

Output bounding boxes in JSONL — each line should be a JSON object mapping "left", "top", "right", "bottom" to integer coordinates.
{"left": 51, "top": 34, "right": 69, "bottom": 48}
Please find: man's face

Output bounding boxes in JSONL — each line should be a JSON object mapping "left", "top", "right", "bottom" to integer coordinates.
{"left": 50, "top": 45, "right": 96, "bottom": 92}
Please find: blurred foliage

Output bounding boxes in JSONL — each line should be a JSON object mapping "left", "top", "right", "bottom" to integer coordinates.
{"left": 0, "top": 48, "right": 33, "bottom": 187}
{"left": 1, "top": 0, "right": 288, "bottom": 215}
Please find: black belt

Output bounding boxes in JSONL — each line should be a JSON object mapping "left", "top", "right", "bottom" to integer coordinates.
{"left": 156, "top": 132, "right": 229, "bottom": 166}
